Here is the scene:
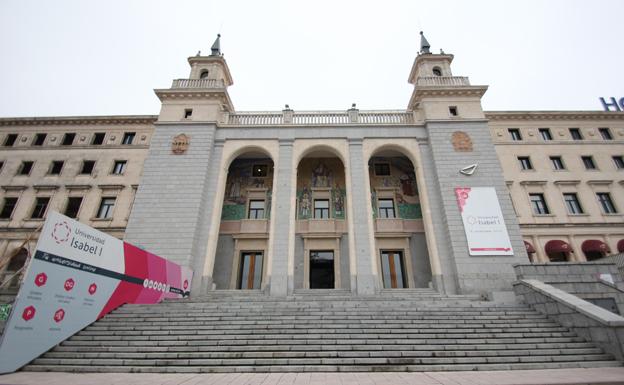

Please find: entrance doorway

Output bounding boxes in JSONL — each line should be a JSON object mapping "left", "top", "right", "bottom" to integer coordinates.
{"left": 238, "top": 252, "right": 263, "bottom": 290}
{"left": 310, "top": 250, "right": 334, "bottom": 289}
{"left": 381, "top": 251, "right": 407, "bottom": 288}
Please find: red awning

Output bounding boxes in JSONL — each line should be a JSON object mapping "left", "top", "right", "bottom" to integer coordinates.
{"left": 524, "top": 241, "right": 536, "bottom": 254}
{"left": 545, "top": 240, "right": 572, "bottom": 254}
{"left": 618, "top": 239, "right": 624, "bottom": 254}
{"left": 582, "top": 239, "right": 611, "bottom": 254}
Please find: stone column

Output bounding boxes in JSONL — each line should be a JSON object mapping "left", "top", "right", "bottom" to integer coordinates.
{"left": 348, "top": 139, "right": 377, "bottom": 295}
{"left": 269, "top": 139, "right": 294, "bottom": 296}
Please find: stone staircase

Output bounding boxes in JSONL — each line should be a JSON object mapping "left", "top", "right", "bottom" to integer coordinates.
{"left": 24, "top": 290, "right": 621, "bottom": 373}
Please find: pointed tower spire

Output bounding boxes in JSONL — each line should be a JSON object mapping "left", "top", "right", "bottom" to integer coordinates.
{"left": 419, "top": 31, "right": 431, "bottom": 54}
{"left": 210, "top": 34, "right": 221, "bottom": 56}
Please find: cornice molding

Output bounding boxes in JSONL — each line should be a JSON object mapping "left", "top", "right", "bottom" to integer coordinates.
{"left": 485, "top": 111, "right": 624, "bottom": 121}
{"left": 0, "top": 115, "right": 157, "bottom": 127}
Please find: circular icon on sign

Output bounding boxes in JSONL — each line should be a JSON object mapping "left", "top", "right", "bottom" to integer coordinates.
{"left": 35, "top": 272, "right": 47, "bottom": 287}
{"left": 54, "top": 308, "right": 65, "bottom": 323}
{"left": 64, "top": 278, "right": 75, "bottom": 292}
{"left": 88, "top": 283, "right": 97, "bottom": 295}
{"left": 22, "top": 306, "right": 36, "bottom": 321}
{"left": 52, "top": 221, "right": 71, "bottom": 244}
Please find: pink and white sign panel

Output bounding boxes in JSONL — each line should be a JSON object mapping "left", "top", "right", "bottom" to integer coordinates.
{"left": 455, "top": 187, "right": 513, "bottom": 256}
{"left": 0, "top": 211, "right": 193, "bottom": 373}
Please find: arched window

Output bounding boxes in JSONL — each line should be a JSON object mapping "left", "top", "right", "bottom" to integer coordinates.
{"left": 199, "top": 70, "right": 209, "bottom": 79}
{"left": 432, "top": 67, "right": 442, "bottom": 76}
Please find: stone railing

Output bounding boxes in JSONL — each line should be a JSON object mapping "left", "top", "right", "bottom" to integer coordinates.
{"left": 416, "top": 76, "right": 470, "bottom": 86}
{"left": 226, "top": 111, "right": 414, "bottom": 126}
{"left": 171, "top": 79, "right": 225, "bottom": 89}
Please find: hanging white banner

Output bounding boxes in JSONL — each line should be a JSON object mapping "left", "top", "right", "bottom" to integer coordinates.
{"left": 455, "top": 187, "right": 513, "bottom": 256}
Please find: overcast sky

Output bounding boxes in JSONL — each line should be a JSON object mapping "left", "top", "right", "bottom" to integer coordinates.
{"left": 0, "top": 0, "right": 622, "bottom": 117}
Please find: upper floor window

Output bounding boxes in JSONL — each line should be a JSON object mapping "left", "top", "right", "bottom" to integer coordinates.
{"left": 614, "top": 156, "right": 624, "bottom": 170}
{"left": 550, "top": 156, "right": 565, "bottom": 170}
{"left": 4, "top": 134, "right": 18, "bottom": 147}
{"left": 199, "top": 70, "right": 209, "bottom": 79}
{"left": 18, "top": 161, "right": 34, "bottom": 176}
{"left": 112, "top": 160, "right": 127, "bottom": 175}
{"left": 0, "top": 197, "right": 18, "bottom": 219}
{"left": 97, "top": 197, "right": 116, "bottom": 219}
{"left": 378, "top": 198, "right": 396, "bottom": 219}
{"left": 61, "top": 133, "right": 76, "bottom": 146}
{"left": 508, "top": 128, "right": 522, "bottom": 141}
{"left": 374, "top": 163, "right": 391, "bottom": 176}
{"left": 248, "top": 200, "right": 265, "bottom": 219}
{"left": 122, "top": 132, "right": 135, "bottom": 145}
{"left": 563, "top": 193, "right": 584, "bottom": 214}
{"left": 581, "top": 156, "right": 597, "bottom": 170}
{"left": 314, "top": 199, "right": 330, "bottom": 219}
{"left": 49, "top": 161, "right": 64, "bottom": 175}
{"left": 597, "top": 192, "right": 617, "bottom": 214}
{"left": 252, "top": 164, "right": 268, "bottom": 177}
{"left": 432, "top": 67, "right": 442, "bottom": 76}
{"left": 31, "top": 197, "right": 50, "bottom": 219}
{"left": 599, "top": 128, "right": 613, "bottom": 140}
{"left": 539, "top": 128, "right": 552, "bottom": 141}
{"left": 64, "top": 197, "right": 83, "bottom": 219}
{"left": 529, "top": 193, "right": 550, "bottom": 215}
{"left": 184, "top": 109, "right": 193, "bottom": 119}
{"left": 448, "top": 106, "right": 458, "bottom": 116}
{"left": 518, "top": 156, "right": 533, "bottom": 170}
{"left": 32, "top": 133, "right": 46, "bottom": 146}
{"left": 92, "top": 132, "right": 105, "bottom": 145}
{"left": 569, "top": 128, "right": 583, "bottom": 140}
{"left": 80, "top": 160, "right": 95, "bottom": 175}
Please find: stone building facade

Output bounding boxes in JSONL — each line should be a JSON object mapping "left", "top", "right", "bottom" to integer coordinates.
{"left": 0, "top": 36, "right": 622, "bottom": 298}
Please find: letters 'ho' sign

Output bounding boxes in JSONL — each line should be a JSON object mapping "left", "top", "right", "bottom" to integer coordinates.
{"left": 0, "top": 211, "right": 193, "bottom": 373}
{"left": 600, "top": 97, "right": 624, "bottom": 111}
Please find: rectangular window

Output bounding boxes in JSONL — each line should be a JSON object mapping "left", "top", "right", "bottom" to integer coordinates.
{"left": 448, "top": 106, "right": 458, "bottom": 116}
{"left": 18, "top": 161, "right": 34, "bottom": 175}
{"left": 64, "top": 197, "right": 83, "bottom": 219}
{"left": 80, "top": 160, "right": 95, "bottom": 175}
{"left": 184, "top": 109, "right": 193, "bottom": 119}
{"left": 597, "top": 193, "right": 617, "bottom": 214}
{"left": 529, "top": 193, "right": 550, "bottom": 215}
{"left": 582, "top": 156, "right": 596, "bottom": 170}
{"left": 32, "top": 133, "right": 46, "bottom": 146}
{"left": 238, "top": 252, "right": 264, "bottom": 290}
{"left": 380, "top": 251, "right": 407, "bottom": 289}
{"left": 508, "top": 128, "right": 522, "bottom": 141}
{"left": 0, "top": 197, "right": 18, "bottom": 219}
{"left": 0, "top": 161, "right": 3, "bottom": 172}
{"left": 112, "top": 160, "right": 127, "bottom": 175}
{"left": 92, "top": 132, "right": 105, "bottom": 145}
{"left": 374, "top": 163, "right": 391, "bottom": 176}
{"left": 563, "top": 193, "right": 583, "bottom": 214}
{"left": 97, "top": 197, "right": 116, "bottom": 219}
{"left": 378, "top": 198, "right": 396, "bottom": 219}
{"left": 252, "top": 164, "right": 268, "bottom": 177}
{"left": 61, "top": 133, "right": 76, "bottom": 146}
{"left": 4, "top": 134, "right": 18, "bottom": 147}
{"left": 550, "top": 156, "right": 565, "bottom": 170}
{"left": 539, "top": 128, "right": 553, "bottom": 141}
{"left": 569, "top": 128, "right": 583, "bottom": 140}
{"left": 31, "top": 197, "right": 50, "bottom": 219}
{"left": 599, "top": 128, "right": 613, "bottom": 140}
{"left": 518, "top": 156, "right": 533, "bottom": 170}
{"left": 314, "top": 199, "right": 330, "bottom": 219}
{"left": 613, "top": 156, "right": 624, "bottom": 170}
{"left": 248, "top": 200, "right": 265, "bottom": 219}
{"left": 49, "top": 161, "right": 64, "bottom": 175}
{"left": 122, "top": 132, "right": 135, "bottom": 145}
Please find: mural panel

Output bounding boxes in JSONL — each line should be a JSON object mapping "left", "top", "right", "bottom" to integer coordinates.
{"left": 369, "top": 156, "right": 421, "bottom": 220}
{"left": 221, "top": 158, "right": 273, "bottom": 221}
{"left": 296, "top": 158, "right": 346, "bottom": 220}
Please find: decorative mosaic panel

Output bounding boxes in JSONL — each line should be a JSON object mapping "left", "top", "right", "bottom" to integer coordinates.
{"left": 398, "top": 203, "right": 422, "bottom": 219}
{"left": 221, "top": 204, "right": 246, "bottom": 221}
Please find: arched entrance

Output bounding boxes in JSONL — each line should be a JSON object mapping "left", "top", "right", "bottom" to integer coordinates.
{"left": 582, "top": 240, "right": 610, "bottom": 261}
{"left": 294, "top": 148, "right": 349, "bottom": 290}
{"left": 368, "top": 148, "right": 432, "bottom": 289}
{"left": 212, "top": 151, "right": 274, "bottom": 290}
{"left": 545, "top": 240, "right": 572, "bottom": 262}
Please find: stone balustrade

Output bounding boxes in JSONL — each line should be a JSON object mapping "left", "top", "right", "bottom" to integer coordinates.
{"left": 416, "top": 76, "right": 470, "bottom": 86}
{"left": 226, "top": 111, "right": 414, "bottom": 126}
{"left": 171, "top": 78, "right": 225, "bottom": 88}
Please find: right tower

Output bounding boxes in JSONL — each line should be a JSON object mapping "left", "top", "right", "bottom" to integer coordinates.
{"left": 408, "top": 32, "right": 528, "bottom": 298}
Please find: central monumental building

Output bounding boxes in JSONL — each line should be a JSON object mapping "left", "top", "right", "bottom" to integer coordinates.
{"left": 123, "top": 34, "right": 528, "bottom": 299}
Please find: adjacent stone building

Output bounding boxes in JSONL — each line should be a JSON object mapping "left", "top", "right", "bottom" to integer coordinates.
{"left": 1, "top": 34, "right": 622, "bottom": 298}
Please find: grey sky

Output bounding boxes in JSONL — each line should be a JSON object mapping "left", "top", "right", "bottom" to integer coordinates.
{"left": 0, "top": 0, "right": 622, "bottom": 117}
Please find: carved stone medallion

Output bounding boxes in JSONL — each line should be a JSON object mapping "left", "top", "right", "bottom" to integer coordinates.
{"left": 171, "top": 133, "right": 190, "bottom": 155}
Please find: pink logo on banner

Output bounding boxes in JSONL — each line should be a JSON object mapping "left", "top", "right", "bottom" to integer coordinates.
{"left": 22, "top": 306, "right": 36, "bottom": 321}
{"left": 183, "top": 280, "right": 188, "bottom": 290}
{"left": 88, "top": 283, "right": 97, "bottom": 295}
{"left": 64, "top": 278, "right": 75, "bottom": 292}
{"left": 51, "top": 222, "right": 71, "bottom": 244}
{"left": 34, "top": 273, "right": 47, "bottom": 287}
{"left": 53, "top": 309, "right": 65, "bottom": 323}
{"left": 455, "top": 188, "right": 472, "bottom": 213}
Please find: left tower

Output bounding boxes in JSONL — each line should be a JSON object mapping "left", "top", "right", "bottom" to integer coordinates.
{"left": 125, "top": 35, "right": 235, "bottom": 293}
